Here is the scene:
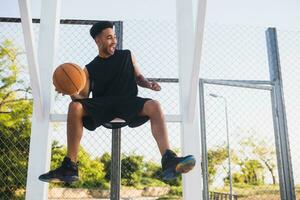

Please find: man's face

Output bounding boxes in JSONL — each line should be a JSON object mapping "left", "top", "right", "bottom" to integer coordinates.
{"left": 95, "top": 28, "right": 117, "bottom": 56}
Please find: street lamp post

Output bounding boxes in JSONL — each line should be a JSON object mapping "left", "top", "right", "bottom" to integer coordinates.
{"left": 209, "top": 93, "right": 233, "bottom": 200}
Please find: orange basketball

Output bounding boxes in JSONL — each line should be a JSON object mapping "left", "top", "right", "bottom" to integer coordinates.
{"left": 53, "top": 63, "right": 86, "bottom": 95}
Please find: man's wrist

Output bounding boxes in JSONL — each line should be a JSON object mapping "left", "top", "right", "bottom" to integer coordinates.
{"left": 70, "top": 93, "right": 80, "bottom": 99}
{"left": 147, "top": 81, "right": 152, "bottom": 89}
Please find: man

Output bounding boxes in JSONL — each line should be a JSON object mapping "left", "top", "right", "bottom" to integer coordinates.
{"left": 39, "top": 21, "right": 195, "bottom": 183}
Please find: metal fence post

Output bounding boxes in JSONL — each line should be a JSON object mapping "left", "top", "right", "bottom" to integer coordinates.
{"left": 266, "top": 27, "right": 295, "bottom": 200}
{"left": 110, "top": 128, "right": 121, "bottom": 200}
{"left": 114, "top": 21, "right": 123, "bottom": 50}
{"left": 199, "top": 79, "right": 209, "bottom": 200}
{"left": 109, "top": 21, "right": 123, "bottom": 200}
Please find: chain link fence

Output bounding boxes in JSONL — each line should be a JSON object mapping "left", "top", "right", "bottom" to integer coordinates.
{"left": 51, "top": 19, "right": 182, "bottom": 199}
{"left": 201, "top": 83, "right": 279, "bottom": 199}
{"left": 201, "top": 24, "right": 270, "bottom": 81}
{"left": 0, "top": 18, "right": 182, "bottom": 200}
{"left": 0, "top": 18, "right": 33, "bottom": 200}
{"left": 200, "top": 24, "right": 300, "bottom": 199}
{"left": 1, "top": 16, "right": 300, "bottom": 200}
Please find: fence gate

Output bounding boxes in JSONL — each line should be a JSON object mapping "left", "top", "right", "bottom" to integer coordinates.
{"left": 199, "top": 28, "right": 295, "bottom": 200}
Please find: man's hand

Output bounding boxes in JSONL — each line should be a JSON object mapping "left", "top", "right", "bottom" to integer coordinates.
{"left": 55, "top": 87, "right": 81, "bottom": 99}
{"left": 55, "top": 87, "right": 66, "bottom": 96}
{"left": 149, "top": 81, "right": 161, "bottom": 91}
{"left": 70, "top": 93, "right": 82, "bottom": 100}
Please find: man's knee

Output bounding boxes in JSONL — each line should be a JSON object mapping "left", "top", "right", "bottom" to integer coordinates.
{"left": 145, "top": 100, "right": 163, "bottom": 116}
{"left": 69, "top": 102, "right": 84, "bottom": 115}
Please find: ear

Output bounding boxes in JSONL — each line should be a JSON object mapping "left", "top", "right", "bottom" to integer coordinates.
{"left": 95, "top": 36, "right": 101, "bottom": 46}
{"left": 95, "top": 35, "right": 99, "bottom": 43}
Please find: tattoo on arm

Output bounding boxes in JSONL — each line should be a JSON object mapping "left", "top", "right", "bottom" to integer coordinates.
{"left": 136, "top": 74, "right": 151, "bottom": 88}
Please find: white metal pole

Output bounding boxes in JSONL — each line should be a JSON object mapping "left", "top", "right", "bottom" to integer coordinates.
{"left": 18, "top": 0, "right": 43, "bottom": 119}
{"left": 188, "top": 0, "right": 207, "bottom": 122}
{"left": 25, "top": 0, "right": 61, "bottom": 199}
{"left": 176, "top": 0, "right": 203, "bottom": 199}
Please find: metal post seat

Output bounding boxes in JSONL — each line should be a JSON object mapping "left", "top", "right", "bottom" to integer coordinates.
{"left": 103, "top": 118, "right": 126, "bottom": 200}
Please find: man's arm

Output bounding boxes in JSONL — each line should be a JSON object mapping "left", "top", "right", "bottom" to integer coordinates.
{"left": 70, "top": 67, "right": 90, "bottom": 100}
{"left": 131, "top": 53, "right": 161, "bottom": 91}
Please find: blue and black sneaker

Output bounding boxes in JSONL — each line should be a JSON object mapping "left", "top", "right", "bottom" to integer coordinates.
{"left": 161, "top": 149, "right": 196, "bottom": 180}
{"left": 39, "top": 157, "right": 79, "bottom": 183}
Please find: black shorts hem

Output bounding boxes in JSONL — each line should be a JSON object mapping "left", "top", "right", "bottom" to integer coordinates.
{"left": 74, "top": 96, "right": 151, "bottom": 130}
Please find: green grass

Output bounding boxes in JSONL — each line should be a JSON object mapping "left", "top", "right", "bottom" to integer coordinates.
{"left": 211, "top": 185, "right": 300, "bottom": 199}
{"left": 157, "top": 196, "right": 181, "bottom": 200}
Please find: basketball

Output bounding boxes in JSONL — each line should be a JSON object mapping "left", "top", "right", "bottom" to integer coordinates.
{"left": 53, "top": 63, "right": 86, "bottom": 95}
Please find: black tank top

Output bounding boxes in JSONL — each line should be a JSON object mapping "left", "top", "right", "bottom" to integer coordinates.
{"left": 86, "top": 50, "right": 138, "bottom": 98}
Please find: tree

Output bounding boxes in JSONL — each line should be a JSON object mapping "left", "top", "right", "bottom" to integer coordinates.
{"left": 99, "top": 152, "right": 175, "bottom": 187}
{"left": 142, "top": 161, "right": 161, "bottom": 179}
{"left": 207, "top": 146, "right": 228, "bottom": 184}
{"left": 241, "top": 136, "right": 277, "bottom": 184}
{"left": 100, "top": 152, "right": 144, "bottom": 187}
{"left": 100, "top": 152, "right": 144, "bottom": 186}
{"left": 0, "top": 40, "right": 32, "bottom": 199}
{"left": 140, "top": 161, "right": 167, "bottom": 186}
{"left": 233, "top": 159, "right": 264, "bottom": 185}
{"left": 121, "top": 154, "right": 143, "bottom": 186}
{"left": 99, "top": 152, "right": 111, "bottom": 181}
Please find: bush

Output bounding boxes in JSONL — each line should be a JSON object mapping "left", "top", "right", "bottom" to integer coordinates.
{"left": 140, "top": 177, "right": 166, "bottom": 187}
{"left": 121, "top": 154, "right": 143, "bottom": 186}
{"left": 168, "top": 186, "right": 182, "bottom": 196}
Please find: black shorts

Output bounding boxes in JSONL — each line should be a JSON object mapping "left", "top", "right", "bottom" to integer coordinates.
{"left": 75, "top": 96, "right": 151, "bottom": 130}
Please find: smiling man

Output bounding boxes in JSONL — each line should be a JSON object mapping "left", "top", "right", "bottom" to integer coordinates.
{"left": 39, "top": 21, "right": 195, "bottom": 183}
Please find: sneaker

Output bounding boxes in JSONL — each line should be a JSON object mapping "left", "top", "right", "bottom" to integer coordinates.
{"left": 161, "top": 150, "right": 196, "bottom": 180}
{"left": 39, "top": 157, "right": 79, "bottom": 183}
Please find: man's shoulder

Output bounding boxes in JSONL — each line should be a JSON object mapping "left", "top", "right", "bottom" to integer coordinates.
{"left": 86, "top": 55, "right": 99, "bottom": 67}
{"left": 115, "top": 49, "right": 131, "bottom": 55}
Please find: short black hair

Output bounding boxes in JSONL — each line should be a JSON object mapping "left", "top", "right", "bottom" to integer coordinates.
{"left": 90, "top": 21, "right": 113, "bottom": 39}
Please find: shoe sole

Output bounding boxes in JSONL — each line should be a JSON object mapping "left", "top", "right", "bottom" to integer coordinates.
{"left": 163, "top": 155, "right": 196, "bottom": 180}
{"left": 176, "top": 155, "right": 196, "bottom": 174}
{"left": 39, "top": 175, "right": 79, "bottom": 183}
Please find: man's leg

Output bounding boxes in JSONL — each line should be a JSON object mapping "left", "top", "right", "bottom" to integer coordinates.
{"left": 139, "top": 99, "right": 195, "bottom": 180}
{"left": 67, "top": 101, "right": 86, "bottom": 162}
{"left": 39, "top": 101, "right": 86, "bottom": 183}
{"left": 139, "top": 100, "right": 170, "bottom": 155}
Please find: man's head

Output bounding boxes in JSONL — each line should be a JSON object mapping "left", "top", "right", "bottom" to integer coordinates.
{"left": 90, "top": 21, "right": 117, "bottom": 57}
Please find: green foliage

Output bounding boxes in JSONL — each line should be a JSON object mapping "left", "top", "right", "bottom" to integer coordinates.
{"left": 0, "top": 40, "right": 32, "bottom": 199}
{"left": 157, "top": 197, "right": 181, "bottom": 200}
{"left": 99, "top": 152, "right": 181, "bottom": 188}
{"left": 163, "top": 175, "right": 182, "bottom": 186}
{"left": 207, "top": 146, "right": 228, "bottom": 184}
{"left": 233, "top": 159, "right": 264, "bottom": 185}
{"left": 241, "top": 136, "right": 277, "bottom": 184}
{"left": 49, "top": 145, "right": 181, "bottom": 197}
{"left": 142, "top": 160, "right": 181, "bottom": 186}
{"left": 213, "top": 184, "right": 285, "bottom": 198}
{"left": 140, "top": 177, "right": 166, "bottom": 187}
{"left": 99, "top": 152, "right": 111, "bottom": 181}
{"left": 121, "top": 154, "right": 143, "bottom": 183}
{"left": 0, "top": 40, "right": 32, "bottom": 127}
{"left": 232, "top": 172, "right": 246, "bottom": 184}
{"left": 168, "top": 186, "right": 182, "bottom": 196}
{"left": 142, "top": 161, "right": 162, "bottom": 179}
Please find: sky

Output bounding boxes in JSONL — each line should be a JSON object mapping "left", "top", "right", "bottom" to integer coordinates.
{"left": 1, "top": 0, "right": 300, "bottom": 29}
